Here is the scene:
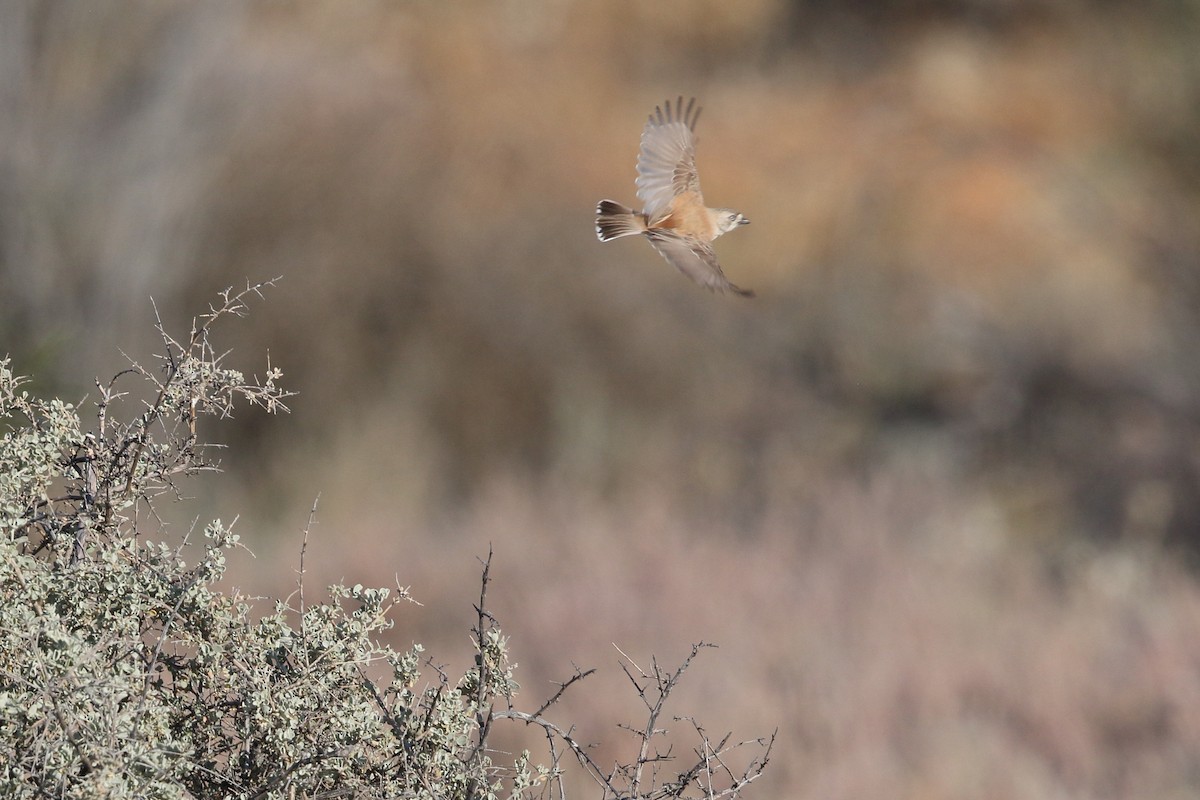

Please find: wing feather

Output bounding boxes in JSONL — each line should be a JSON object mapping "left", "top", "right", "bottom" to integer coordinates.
{"left": 636, "top": 97, "right": 703, "bottom": 222}
{"left": 645, "top": 229, "right": 754, "bottom": 297}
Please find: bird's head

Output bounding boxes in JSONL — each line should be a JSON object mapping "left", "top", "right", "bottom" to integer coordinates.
{"left": 712, "top": 208, "right": 750, "bottom": 237}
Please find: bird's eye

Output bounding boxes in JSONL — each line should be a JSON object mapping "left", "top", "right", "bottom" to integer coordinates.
{"left": 728, "top": 214, "right": 737, "bottom": 222}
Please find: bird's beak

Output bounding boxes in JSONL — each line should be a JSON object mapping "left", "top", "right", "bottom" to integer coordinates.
{"left": 739, "top": 216, "right": 750, "bottom": 225}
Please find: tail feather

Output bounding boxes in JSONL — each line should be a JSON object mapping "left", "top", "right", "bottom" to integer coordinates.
{"left": 595, "top": 200, "right": 645, "bottom": 241}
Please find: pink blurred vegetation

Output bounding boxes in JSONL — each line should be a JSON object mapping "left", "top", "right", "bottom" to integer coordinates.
{"left": 4, "top": 1, "right": 1200, "bottom": 797}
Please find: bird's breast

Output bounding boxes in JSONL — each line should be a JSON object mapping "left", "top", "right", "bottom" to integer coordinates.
{"left": 649, "top": 192, "right": 717, "bottom": 241}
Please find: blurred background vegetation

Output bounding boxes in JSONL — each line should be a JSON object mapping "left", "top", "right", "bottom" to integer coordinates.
{"left": 4, "top": 1, "right": 1200, "bottom": 797}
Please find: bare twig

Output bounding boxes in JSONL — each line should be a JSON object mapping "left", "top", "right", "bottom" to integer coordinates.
{"left": 492, "top": 642, "right": 770, "bottom": 800}
{"left": 466, "top": 545, "right": 498, "bottom": 765}
{"left": 532, "top": 665, "right": 598, "bottom": 719}
{"left": 297, "top": 494, "right": 320, "bottom": 618}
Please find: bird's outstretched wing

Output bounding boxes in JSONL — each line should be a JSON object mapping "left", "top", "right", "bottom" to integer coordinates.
{"left": 645, "top": 229, "right": 754, "bottom": 297}
{"left": 636, "top": 97, "right": 703, "bottom": 223}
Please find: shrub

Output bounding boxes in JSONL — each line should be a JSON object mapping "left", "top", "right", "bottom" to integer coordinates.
{"left": 0, "top": 282, "right": 773, "bottom": 799}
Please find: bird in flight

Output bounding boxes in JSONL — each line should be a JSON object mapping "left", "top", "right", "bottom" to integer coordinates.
{"left": 595, "top": 96, "right": 753, "bottom": 297}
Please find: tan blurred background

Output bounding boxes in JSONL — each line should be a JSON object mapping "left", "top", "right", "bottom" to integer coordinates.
{"left": 5, "top": 1, "right": 1200, "bottom": 796}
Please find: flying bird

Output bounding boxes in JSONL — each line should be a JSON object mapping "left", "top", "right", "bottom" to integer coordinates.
{"left": 595, "top": 96, "right": 753, "bottom": 297}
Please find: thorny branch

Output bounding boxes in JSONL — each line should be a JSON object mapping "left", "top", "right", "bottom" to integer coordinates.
{"left": 12, "top": 279, "right": 292, "bottom": 564}
{"left": 120, "top": 279, "right": 290, "bottom": 501}
{"left": 470, "top": 566, "right": 773, "bottom": 800}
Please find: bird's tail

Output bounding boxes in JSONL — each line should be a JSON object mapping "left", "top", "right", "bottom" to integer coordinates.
{"left": 595, "top": 200, "right": 646, "bottom": 241}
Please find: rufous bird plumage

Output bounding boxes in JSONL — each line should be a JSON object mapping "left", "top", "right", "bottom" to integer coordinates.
{"left": 596, "top": 97, "right": 752, "bottom": 297}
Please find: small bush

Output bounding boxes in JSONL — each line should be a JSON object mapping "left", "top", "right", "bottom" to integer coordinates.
{"left": 0, "top": 282, "right": 772, "bottom": 799}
